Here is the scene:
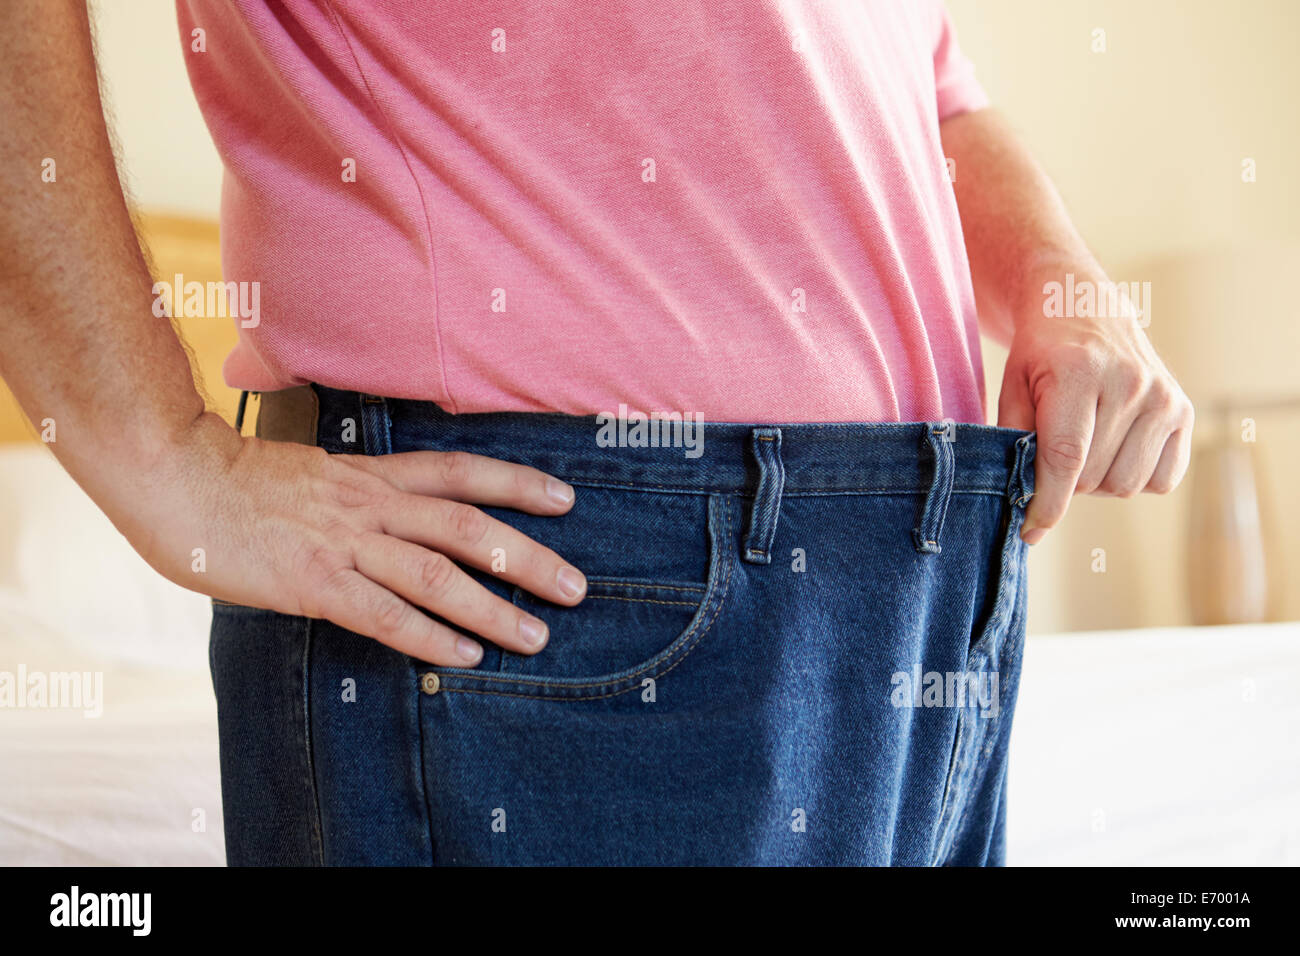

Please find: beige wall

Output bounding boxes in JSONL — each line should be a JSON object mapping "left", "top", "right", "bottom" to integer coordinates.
{"left": 950, "top": 0, "right": 1300, "bottom": 265}
{"left": 90, "top": 0, "right": 223, "bottom": 216}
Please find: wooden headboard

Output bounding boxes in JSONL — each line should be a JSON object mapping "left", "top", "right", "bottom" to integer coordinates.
{"left": 0, "top": 213, "right": 241, "bottom": 442}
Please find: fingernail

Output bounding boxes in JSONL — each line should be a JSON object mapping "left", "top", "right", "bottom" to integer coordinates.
{"left": 519, "top": 616, "right": 548, "bottom": 648}
{"left": 546, "top": 478, "right": 574, "bottom": 506}
{"left": 1022, "top": 525, "right": 1047, "bottom": 546}
{"left": 456, "top": 636, "right": 483, "bottom": 665}
{"left": 557, "top": 566, "right": 586, "bottom": 599}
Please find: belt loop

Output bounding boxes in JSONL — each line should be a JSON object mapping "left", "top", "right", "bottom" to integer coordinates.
{"left": 912, "top": 422, "right": 955, "bottom": 555}
{"left": 360, "top": 393, "right": 393, "bottom": 457}
{"left": 743, "top": 428, "right": 785, "bottom": 565}
{"left": 1008, "top": 433, "right": 1036, "bottom": 510}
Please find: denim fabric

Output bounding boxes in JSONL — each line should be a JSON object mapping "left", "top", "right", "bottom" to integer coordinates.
{"left": 210, "top": 385, "right": 1035, "bottom": 866}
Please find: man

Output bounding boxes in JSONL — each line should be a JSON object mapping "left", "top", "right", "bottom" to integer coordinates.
{"left": 0, "top": 1, "right": 1191, "bottom": 865}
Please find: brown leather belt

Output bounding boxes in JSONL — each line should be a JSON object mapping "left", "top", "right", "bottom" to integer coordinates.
{"left": 243, "top": 386, "right": 320, "bottom": 446}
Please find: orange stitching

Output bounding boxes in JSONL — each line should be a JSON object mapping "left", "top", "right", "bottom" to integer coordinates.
{"left": 585, "top": 595, "right": 699, "bottom": 607}
{"left": 588, "top": 581, "right": 705, "bottom": 594}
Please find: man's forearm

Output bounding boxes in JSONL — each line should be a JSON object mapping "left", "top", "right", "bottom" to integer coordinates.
{"left": 0, "top": 0, "right": 221, "bottom": 513}
{"left": 941, "top": 107, "right": 1106, "bottom": 345}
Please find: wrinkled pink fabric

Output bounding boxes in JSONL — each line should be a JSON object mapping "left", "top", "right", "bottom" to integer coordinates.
{"left": 178, "top": 1, "right": 989, "bottom": 423}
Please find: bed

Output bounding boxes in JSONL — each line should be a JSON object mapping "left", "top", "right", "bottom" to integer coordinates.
{"left": 1, "top": 444, "right": 1296, "bottom": 866}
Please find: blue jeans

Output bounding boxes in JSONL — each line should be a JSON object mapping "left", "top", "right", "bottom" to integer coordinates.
{"left": 210, "top": 385, "right": 1035, "bottom": 865}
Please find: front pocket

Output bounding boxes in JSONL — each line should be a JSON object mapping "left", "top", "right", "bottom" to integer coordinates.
{"left": 423, "top": 493, "right": 735, "bottom": 701}
{"left": 504, "top": 578, "right": 708, "bottom": 679}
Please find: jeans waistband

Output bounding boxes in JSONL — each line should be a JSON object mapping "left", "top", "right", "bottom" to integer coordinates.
{"left": 310, "top": 385, "right": 1036, "bottom": 503}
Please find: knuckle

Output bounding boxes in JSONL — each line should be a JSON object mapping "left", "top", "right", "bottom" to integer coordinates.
{"left": 446, "top": 502, "right": 490, "bottom": 546}
{"left": 1115, "top": 364, "right": 1147, "bottom": 403}
{"left": 1101, "top": 475, "right": 1140, "bottom": 499}
{"left": 417, "top": 552, "right": 458, "bottom": 598}
{"left": 1074, "top": 473, "right": 1101, "bottom": 495}
{"left": 300, "top": 543, "right": 352, "bottom": 589}
{"left": 1148, "top": 474, "right": 1176, "bottom": 495}
{"left": 317, "top": 511, "right": 357, "bottom": 542}
{"left": 438, "top": 450, "right": 477, "bottom": 488}
{"left": 326, "top": 472, "right": 391, "bottom": 512}
{"left": 1146, "top": 379, "right": 1176, "bottom": 412}
{"left": 1043, "top": 437, "right": 1088, "bottom": 473}
{"left": 372, "top": 594, "right": 411, "bottom": 636}
{"left": 293, "top": 550, "right": 353, "bottom": 620}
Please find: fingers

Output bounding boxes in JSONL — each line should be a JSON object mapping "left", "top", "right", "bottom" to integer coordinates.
{"left": 1099, "top": 401, "right": 1194, "bottom": 496}
{"left": 1074, "top": 393, "right": 1141, "bottom": 494}
{"left": 1093, "top": 409, "right": 1169, "bottom": 497}
{"left": 1147, "top": 426, "right": 1192, "bottom": 494}
{"left": 1002, "top": 306, "right": 1194, "bottom": 545}
{"left": 353, "top": 533, "right": 549, "bottom": 657}
{"left": 381, "top": 494, "right": 587, "bottom": 605}
{"left": 312, "top": 566, "right": 486, "bottom": 667}
{"left": 295, "top": 450, "right": 583, "bottom": 663}
{"left": 1023, "top": 377, "right": 1097, "bottom": 544}
{"left": 360, "top": 450, "right": 575, "bottom": 515}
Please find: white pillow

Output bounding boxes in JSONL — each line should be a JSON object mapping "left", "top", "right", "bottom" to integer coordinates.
{"left": 0, "top": 445, "right": 211, "bottom": 672}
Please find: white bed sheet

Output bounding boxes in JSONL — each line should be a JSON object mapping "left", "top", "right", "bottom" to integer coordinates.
{"left": 0, "top": 445, "right": 223, "bottom": 865}
{"left": 0, "top": 600, "right": 223, "bottom": 866}
{"left": 1007, "top": 622, "right": 1300, "bottom": 866}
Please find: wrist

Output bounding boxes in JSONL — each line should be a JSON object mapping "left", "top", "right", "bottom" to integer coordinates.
{"left": 99, "top": 409, "right": 244, "bottom": 578}
{"left": 1009, "top": 256, "right": 1111, "bottom": 329}
{"left": 159, "top": 408, "right": 244, "bottom": 483}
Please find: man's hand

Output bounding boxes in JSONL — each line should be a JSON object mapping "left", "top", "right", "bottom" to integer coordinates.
{"left": 941, "top": 108, "right": 1194, "bottom": 543}
{"left": 0, "top": 1, "right": 584, "bottom": 668}
{"left": 996, "top": 277, "right": 1194, "bottom": 544}
{"left": 129, "top": 414, "right": 587, "bottom": 667}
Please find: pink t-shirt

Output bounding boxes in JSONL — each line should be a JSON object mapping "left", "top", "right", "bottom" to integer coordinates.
{"left": 178, "top": 1, "right": 990, "bottom": 423}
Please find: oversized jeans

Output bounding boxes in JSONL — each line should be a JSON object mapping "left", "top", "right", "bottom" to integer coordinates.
{"left": 210, "top": 385, "right": 1036, "bottom": 865}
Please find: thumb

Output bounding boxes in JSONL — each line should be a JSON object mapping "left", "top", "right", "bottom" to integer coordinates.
{"left": 1021, "top": 382, "right": 1097, "bottom": 545}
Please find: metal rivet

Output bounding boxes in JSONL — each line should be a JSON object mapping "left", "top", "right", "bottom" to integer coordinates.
{"left": 420, "top": 672, "right": 441, "bottom": 695}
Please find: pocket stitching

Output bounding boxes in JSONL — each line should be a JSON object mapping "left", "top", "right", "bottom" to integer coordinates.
{"left": 587, "top": 580, "right": 706, "bottom": 594}
{"left": 431, "top": 499, "right": 734, "bottom": 700}
{"left": 584, "top": 595, "right": 700, "bottom": 608}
